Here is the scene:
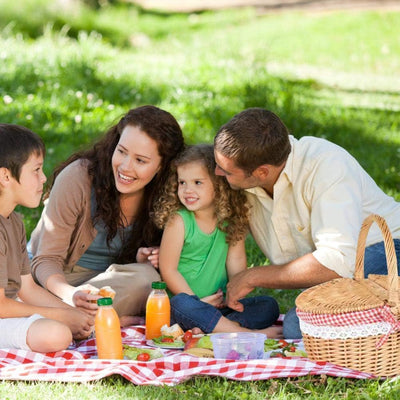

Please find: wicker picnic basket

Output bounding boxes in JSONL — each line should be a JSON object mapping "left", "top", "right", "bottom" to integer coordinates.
{"left": 295, "top": 214, "right": 400, "bottom": 377}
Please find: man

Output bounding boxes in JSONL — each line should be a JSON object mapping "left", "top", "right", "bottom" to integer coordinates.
{"left": 214, "top": 108, "right": 400, "bottom": 338}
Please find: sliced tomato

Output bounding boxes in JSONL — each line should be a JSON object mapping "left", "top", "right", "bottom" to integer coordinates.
{"left": 278, "top": 339, "right": 289, "bottom": 348}
{"left": 182, "top": 331, "right": 193, "bottom": 343}
{"left": 137, "top": 352, "right": 150, "bottom": 361}
{"left": 161, "top": 337, "right": 174, "bottom": 343}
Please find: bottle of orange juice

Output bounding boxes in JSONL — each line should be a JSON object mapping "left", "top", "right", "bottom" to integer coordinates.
{"left": 145, "top": 281, "right": 170, "bottom": 340}
{"left": 95, "top": 297, "right": 123, "bottom": 359}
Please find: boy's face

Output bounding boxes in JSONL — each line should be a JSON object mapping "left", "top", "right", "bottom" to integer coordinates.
{"left": 10, "top": 152, "right": 47, "bottom": 209}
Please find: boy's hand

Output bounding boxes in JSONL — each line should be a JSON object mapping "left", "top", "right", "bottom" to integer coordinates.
{"left": 136, "top": 247, "right": 159, "bottom": 268}
{"left": 59, "top": 308, "right": 95, "bottom": 340}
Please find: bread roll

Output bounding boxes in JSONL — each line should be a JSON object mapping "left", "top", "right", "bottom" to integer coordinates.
{"left": 98, "top": 286, "right": 116, "bottom": 300}
{"left": 160, "top": 323, "right": 184, "bottom": 339}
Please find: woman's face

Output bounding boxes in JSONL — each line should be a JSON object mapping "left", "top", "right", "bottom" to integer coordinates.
{"left": 112, "top": 125, "right": 162, "bottom": 195}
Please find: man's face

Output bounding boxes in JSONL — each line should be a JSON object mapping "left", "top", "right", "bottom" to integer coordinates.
{"left": 214, "top": 149, "right": 260, "bottom": 190}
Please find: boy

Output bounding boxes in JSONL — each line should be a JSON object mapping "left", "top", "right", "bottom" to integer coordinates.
{"left": 0, "top": 124, "right": 93, "bottom": 352}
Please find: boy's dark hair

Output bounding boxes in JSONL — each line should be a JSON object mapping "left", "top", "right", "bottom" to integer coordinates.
{"left": 214, "top": 108, "right": 291, "bottom": 173}
{"left": 0, "top": 124, "right": 45, "bottom": 182}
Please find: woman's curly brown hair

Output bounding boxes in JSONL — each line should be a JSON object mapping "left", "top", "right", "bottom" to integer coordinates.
{"left": 153, "top": 143, "right": 250, "bottom": 245}
{"left": 44, "top": 105, "right": 184, "bottom": 263}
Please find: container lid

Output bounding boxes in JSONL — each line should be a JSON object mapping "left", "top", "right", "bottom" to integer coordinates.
{"left": 211, "top": 332, "right": 266, "bottom": 343}
{"left": 97, "top": 297, "right": 113, "bottom": 306}
{"left": 151, "top": 281, "right": 167, "bottom": 289}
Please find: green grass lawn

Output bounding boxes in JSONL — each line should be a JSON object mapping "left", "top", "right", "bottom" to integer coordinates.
{"left": 1, "top": 0, "right": 400, "bottom": 398}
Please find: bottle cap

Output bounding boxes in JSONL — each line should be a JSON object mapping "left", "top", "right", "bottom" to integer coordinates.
{"left": 151, "top": 281, "right": 167, "bottom": 289}
{"left": 97, "top": 297, "right": 113, "bottom": 306}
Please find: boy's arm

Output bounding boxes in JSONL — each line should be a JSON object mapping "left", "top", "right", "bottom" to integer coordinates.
{"left": 19, "top": 273, "right": 77, "bottom": 308}
{"left": 0, "top": 274, "right": 94, "bottom": 340}
{"left": 158, "top": 214, "right": 194, "bottom": 295}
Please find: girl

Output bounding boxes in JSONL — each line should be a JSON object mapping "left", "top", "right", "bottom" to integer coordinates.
{"left": 30, "top": 105, "right": 185, "bottom": 327}
{"left": 153, "top": 144, "right": 281, "bottom": 336}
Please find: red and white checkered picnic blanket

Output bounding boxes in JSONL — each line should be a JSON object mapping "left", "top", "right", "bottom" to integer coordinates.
{"left": 0, "top": 325, "right": 374, "bottom": 385}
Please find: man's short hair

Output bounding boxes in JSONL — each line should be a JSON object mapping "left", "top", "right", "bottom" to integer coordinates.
{"left": 214, "top": 108, "right": 291, "bottom": 173}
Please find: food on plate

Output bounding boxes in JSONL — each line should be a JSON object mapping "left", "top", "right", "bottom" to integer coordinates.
{"left": 264, "top": 338, "right": 307, "bottom": 358}
{"left": 123, "top": 345, "right": 163, "bottom": 361}
{"left": 183, "top": 335, "right": 214, "bottom": 358}
{"left": 136, "top": 352, "right": 150, "bottom": 361}
{"left": 161, "top": 337, "right": 174, "bottom": 343}
{"left": 147, "top": 323, "right": 186, "bottom": 347}
{"left": 263, "top": 338, "right": 281, "bottom": 351}
{"left": 160, "top": 323, "right": 184, "bottom": 339}
{"left": 283, "top": 348, "right": 307, "bottom": 357}
{"left": 151, "top": 335, "right": 185, "bottom": 348}
{"left": 182, "top": 330, "right": 193, "bottom": 343}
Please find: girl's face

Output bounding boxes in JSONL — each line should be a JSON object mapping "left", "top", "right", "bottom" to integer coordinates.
{"left": 177, "top": 161, "right": 215, "bottom": 213}
{"left": 9, "top": 153, "right": 46, "bottom": 211}
{"left": 112, "top": 125, "right": 161, "bottom": 196}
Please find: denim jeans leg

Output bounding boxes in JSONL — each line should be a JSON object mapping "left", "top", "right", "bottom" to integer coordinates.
{"left": 223, "top": 296, "right": 280, "bottom": 329}
{"left": 283, "top": 306, "right": 302, "bottom": 339}
{"left": 364, "top": 239, "right": 400, "bottom": 277}
{"left": 170, "top": 293, "right": 222, "bottom": 333}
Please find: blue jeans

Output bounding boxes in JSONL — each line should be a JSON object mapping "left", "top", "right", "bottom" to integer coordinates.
{"left": 170, "top": 293, "right": 280, "bottom": 334}
{"left": 283, "top": 239, "right": 400, "bottom": 339}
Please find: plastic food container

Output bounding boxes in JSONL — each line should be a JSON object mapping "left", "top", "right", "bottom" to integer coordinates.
{"left": 210, "top": 332, "right": 266, "bottom": 360}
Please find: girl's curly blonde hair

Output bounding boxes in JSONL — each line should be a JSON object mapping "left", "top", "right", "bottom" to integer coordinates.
{"left": 152, "top": 143, "right": 250, "bottom": 245}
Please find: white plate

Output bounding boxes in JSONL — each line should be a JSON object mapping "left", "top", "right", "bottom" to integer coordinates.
{"left": 146, "top": 339, "right": 184, "bottom": 350}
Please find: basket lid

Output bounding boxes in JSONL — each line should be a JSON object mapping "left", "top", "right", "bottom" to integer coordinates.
{"left": 297, "top": 214, "right": 399, "bottom": 315}
{"left": 295, "top": 278, "right": 384, "bottom": 314}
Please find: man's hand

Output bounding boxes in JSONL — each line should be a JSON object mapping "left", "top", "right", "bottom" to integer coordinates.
{"left": 226, "top": 269, "right": 255, "bottom": 312}
{"left": 226, "top": 254, "right": 341, "bottom": 311}
{"left": 137, "top": 247, "right": 159, "bottom": 268}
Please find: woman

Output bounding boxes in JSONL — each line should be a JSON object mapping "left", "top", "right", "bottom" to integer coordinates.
{"left": 30, "top": 105, "right": 185, "bottom": 326}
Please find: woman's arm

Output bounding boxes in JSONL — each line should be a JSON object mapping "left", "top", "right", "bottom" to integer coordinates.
{"left": 30, "top": 161, "right": 95, "bottom": 307}
{"left": 158, "top": 214, "right": 194, "bottom": 295}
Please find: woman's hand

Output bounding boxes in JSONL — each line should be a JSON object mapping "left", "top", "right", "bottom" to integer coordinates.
{"left": 136, "top": 247, "right": 159, "bottom": 268}
{"left": 72, "top": 284, "right": 100, "bottom": 316}
{"left": 201, "top": 289, "right": 225, "bottom": 308}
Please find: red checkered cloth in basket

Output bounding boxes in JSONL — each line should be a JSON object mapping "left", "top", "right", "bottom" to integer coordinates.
{"left": 297, "top": 304, "right": 400, "bottom": 348}
{"left": 0, "top": 324, "right": 375, "bottom": 385}
{"left": 297, "top": 305, "right": 400, "bottom": 328}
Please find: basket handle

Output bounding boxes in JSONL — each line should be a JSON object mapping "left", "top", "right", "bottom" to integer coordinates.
{"left": 354, "top": 214, "right": 398, "bottom": 306}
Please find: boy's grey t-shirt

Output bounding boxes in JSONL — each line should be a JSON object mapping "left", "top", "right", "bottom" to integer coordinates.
{"left": 0, "top": 212, "right": 31, "bottom": 299}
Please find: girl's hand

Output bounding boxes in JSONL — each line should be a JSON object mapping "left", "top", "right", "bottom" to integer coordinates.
{"left": 201, "top": 289, "right": 225, "bottom": 308}
{"left": 137, "top": 247, "right": 159, "bottom": 268}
